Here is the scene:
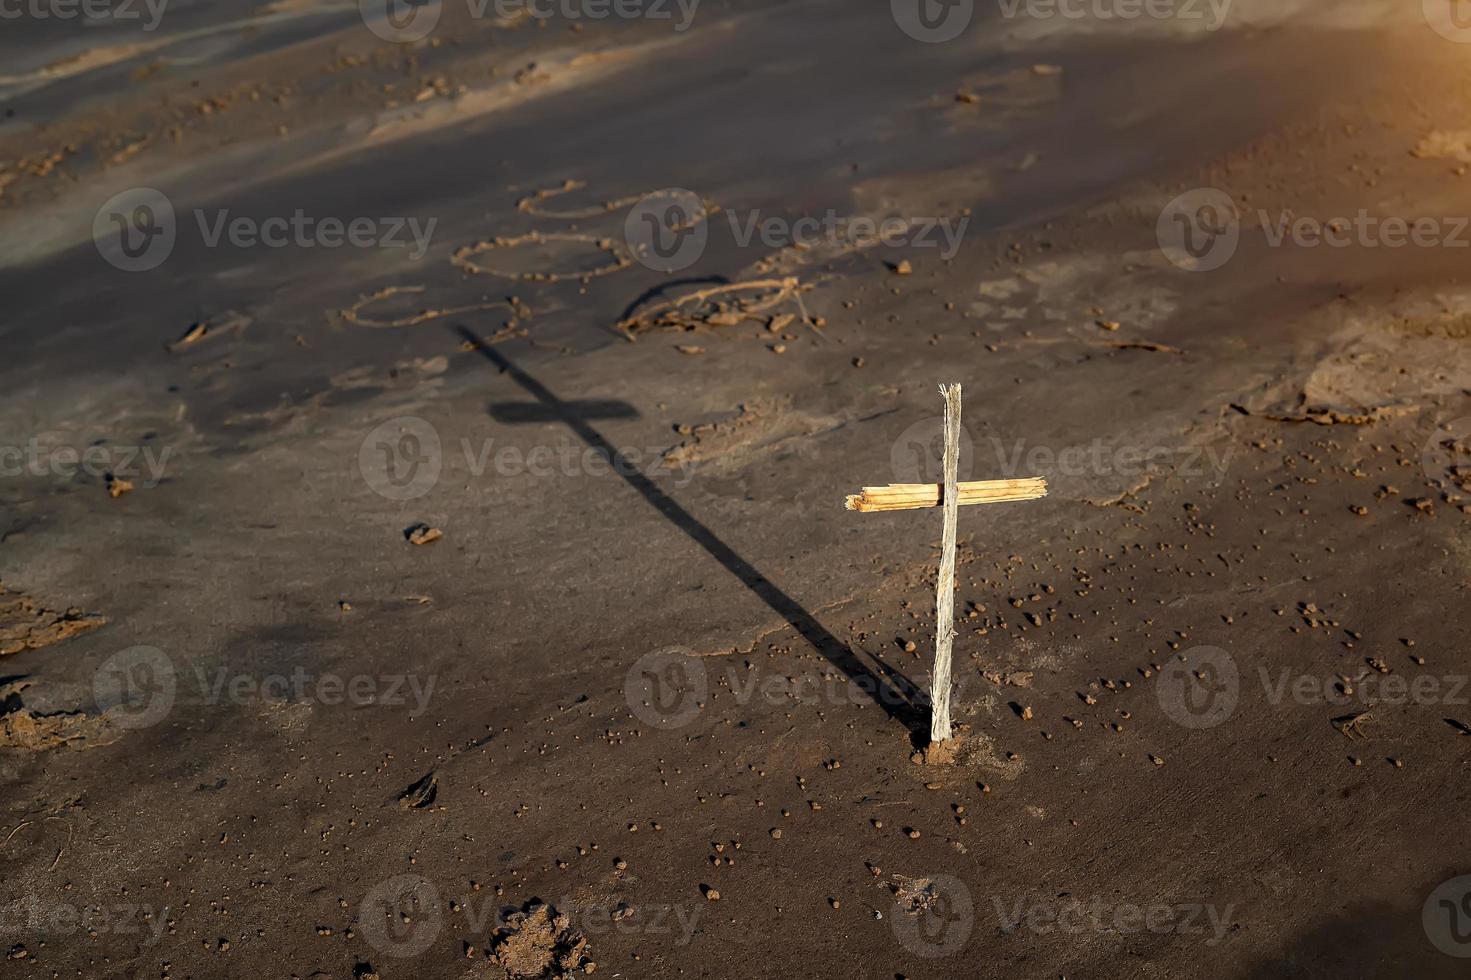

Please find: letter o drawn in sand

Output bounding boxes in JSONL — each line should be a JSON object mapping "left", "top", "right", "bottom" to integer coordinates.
{"left": 451, "top": 232, "right": 631, "bottom": 281}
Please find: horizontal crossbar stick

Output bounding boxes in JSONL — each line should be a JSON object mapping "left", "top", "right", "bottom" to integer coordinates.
{"left": 845, "top": 478, "right": 1048, "bottom": 513}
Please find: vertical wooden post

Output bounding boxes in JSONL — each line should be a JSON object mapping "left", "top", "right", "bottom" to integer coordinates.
{"left": 931, "top": 383, "right": 962, "bottom": 744}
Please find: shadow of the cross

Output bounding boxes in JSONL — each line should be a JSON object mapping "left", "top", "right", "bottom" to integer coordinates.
{"left": 488, "top": 400, "right": 639, "bottom": 425}
{"left": 451, "top": 324, "right": 927, "bottom": 738}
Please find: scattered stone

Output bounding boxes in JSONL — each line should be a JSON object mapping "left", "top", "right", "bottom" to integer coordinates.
{"left": 405, "top": 524, "right": 443, "bottom": 546}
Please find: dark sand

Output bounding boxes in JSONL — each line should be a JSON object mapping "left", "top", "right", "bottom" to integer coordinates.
{"left": 1, "top": 1, "right": 1470, "bottom": 977}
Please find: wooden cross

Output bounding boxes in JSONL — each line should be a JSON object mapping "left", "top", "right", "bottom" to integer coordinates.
{"left": 846, "top": 384, "right": 1048, "bottom": 745}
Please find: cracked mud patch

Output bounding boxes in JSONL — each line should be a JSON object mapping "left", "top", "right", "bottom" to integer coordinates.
{"left": 0, "top": 585, "right": 106, "bottom": 657}
{"left": 0, "top": 681, "right": 116, "bottom": 751}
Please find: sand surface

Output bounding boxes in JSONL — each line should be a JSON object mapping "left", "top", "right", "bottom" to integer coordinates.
{"left": 1, "top": 1, "right": 1470, "bottom": 977}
